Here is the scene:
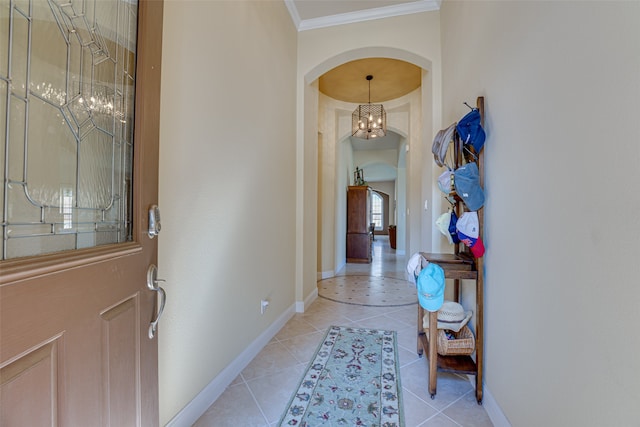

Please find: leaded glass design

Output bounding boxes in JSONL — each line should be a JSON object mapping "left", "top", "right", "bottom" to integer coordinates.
{"left": 1, "top": 0, "right": 138, "bottom": 259}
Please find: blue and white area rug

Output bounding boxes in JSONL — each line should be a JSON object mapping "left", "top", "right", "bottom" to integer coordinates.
{"left": 278, "top": 325, "right": 404, "bottom": 426}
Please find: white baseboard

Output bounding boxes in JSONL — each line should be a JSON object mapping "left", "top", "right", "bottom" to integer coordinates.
{"left": 296, "top": 287, "right": 318, "bottom": 313}
{"left": 165, "top": 304, "right": 296, "bottom": 427}
{"left": 317, "top": 270, "right": 334, "bottom": 280}
{"left": 482, "top": 383, "right": 512, "bottom": 427}
{"left": 466, "top": 376, "right": 511, "bottom": 427}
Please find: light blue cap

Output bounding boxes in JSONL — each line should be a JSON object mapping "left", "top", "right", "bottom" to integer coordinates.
{"left": 417, "top": 263, "right": 445, "bottom": 312}
{"left": 454, "top": 162, "right": 485, "bottom": 211}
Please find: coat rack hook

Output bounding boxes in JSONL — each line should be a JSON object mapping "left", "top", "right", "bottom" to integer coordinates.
{"left": 463, "top": 101, "right": 474, "bottom": 110}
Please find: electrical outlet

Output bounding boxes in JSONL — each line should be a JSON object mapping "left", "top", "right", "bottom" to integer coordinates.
{"left": 260, "top": 299, "right": 269, "bottom": 314}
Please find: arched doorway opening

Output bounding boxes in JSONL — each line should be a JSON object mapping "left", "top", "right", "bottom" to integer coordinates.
{"left": 309, "top": 48, "right": 435, "bottom": 281}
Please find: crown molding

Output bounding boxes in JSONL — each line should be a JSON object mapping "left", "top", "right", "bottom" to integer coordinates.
{"left": 285, "top": 0, "right": 442, "bottom": 32}
{"left": 284, "top": 0, "right": 302, "bottom": 30}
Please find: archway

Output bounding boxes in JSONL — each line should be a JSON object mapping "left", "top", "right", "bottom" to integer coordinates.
{"left": 307, "top": 47, "right": 436, "bottom": 285}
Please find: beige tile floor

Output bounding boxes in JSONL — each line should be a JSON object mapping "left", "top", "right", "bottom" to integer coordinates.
{"left": 194, "top": 236, "right": 493, "bottom": 427}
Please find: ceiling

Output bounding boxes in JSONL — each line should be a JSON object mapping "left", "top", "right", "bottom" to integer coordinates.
{"left": 319, "top": 58, "right": 421, "bottom": 104}
{"left": 285, "top": 0, "right": 440, "bottom": 155}
{"left": 286, "top": 0, "right": 442, "bottom": 31}
{"left": 286, "top": 0, "right": 434, "bottom": 103}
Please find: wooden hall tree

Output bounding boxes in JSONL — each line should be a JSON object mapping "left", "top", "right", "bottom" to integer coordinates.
{"left": 418, "top": 96, "right": 486, "bottom": 404}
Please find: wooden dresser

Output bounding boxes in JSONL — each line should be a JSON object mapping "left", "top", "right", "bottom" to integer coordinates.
{"left": 346, "top": 185, "right": 372, "bottom": 263}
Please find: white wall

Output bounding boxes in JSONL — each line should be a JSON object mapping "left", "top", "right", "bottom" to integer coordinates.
{"left": 440, "top": 1, "right": 640, "bottom": 426}
{"left": 316, "top": 92, "right": 344, "bottom": 278}
{"left": 335, "top": 136, "right": 353, "bottom": 274}
{"left": 158, "top": 1, "right": 297, "bottom": 424}
{"left": 354, "top": 149, "right": 399, "bottom": 180}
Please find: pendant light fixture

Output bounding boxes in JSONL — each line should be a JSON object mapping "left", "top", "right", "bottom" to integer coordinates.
{"left": 352, "top": 75, "right": 387, "bottom": 139}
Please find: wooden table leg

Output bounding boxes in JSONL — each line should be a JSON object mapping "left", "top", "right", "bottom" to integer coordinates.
{"left": 417, "top": 305, "right": 424, "bottom": 356}
{"left": 428, "top": 310, "right": 438, "bottom": 398}
{"left": 475, "top": 267, "right": 484, "bottom": 404}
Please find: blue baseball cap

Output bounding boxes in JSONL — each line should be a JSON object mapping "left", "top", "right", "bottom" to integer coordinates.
{"left": 456, "top": 109, "right": 485, "bottom": 153}
{"left": 454, "top": 162, "right": 485, "bottom": 211}
{"left": 448, "top": 211, "right": 460, "bottom": 244}
{"left": 417, "top": 263, "right": 445, "bottom": 312}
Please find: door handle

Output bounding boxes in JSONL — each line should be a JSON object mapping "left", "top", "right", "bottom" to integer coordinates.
{"left": 147, "top": 264, "right": 166, "bottom": 339}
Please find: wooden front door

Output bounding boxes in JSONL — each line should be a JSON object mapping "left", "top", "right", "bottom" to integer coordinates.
{"left": 0, "top": 0, "right": 163, "bottom": 425}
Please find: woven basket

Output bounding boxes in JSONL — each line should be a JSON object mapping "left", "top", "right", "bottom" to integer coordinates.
{"left": 433, "top": 325, "right": 475, "bottom": 356}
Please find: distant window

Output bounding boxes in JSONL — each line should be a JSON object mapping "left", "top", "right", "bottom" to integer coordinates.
{"left": 371, "top": 192, "right": 383, "bottom": 230}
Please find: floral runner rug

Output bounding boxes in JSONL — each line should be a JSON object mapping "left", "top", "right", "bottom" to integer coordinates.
{"left": 278, "top": 325, "right": 404, "bottom": 426}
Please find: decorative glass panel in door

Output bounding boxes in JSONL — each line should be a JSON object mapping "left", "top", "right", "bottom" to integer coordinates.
{"left": 1, "top": 0, "right": 137, "bottom": 259}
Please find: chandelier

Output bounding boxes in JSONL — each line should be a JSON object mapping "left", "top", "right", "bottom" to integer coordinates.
{"left": 352, "top": 75, "right": 387, "bottom": 139}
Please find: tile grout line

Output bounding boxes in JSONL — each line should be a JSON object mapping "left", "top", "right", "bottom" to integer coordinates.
{"left": 403, "top": 386, "right": 468, "bottom": 427}
{"left": 241, "top": 374, "right": 272, "bottom": 426}
{"left": 233, "top": 372, "right": 271, "bottom": 426}
{"left": 434, "top": 389, "right": 476, "bottom": 427}
{"left": 402, "top": 387, "right": 455, "bottom": 427}
{"left": 402, "top": 387, "right": 439, "bottom": 411}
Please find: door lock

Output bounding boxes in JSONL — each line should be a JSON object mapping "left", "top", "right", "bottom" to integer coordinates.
{"left": 148, "top": 205, "right": 161, "bottom": 238}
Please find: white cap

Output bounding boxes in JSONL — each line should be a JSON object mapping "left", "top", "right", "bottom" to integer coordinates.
{"left": 456, "top": 211, "right": 479, "bottom": 238}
